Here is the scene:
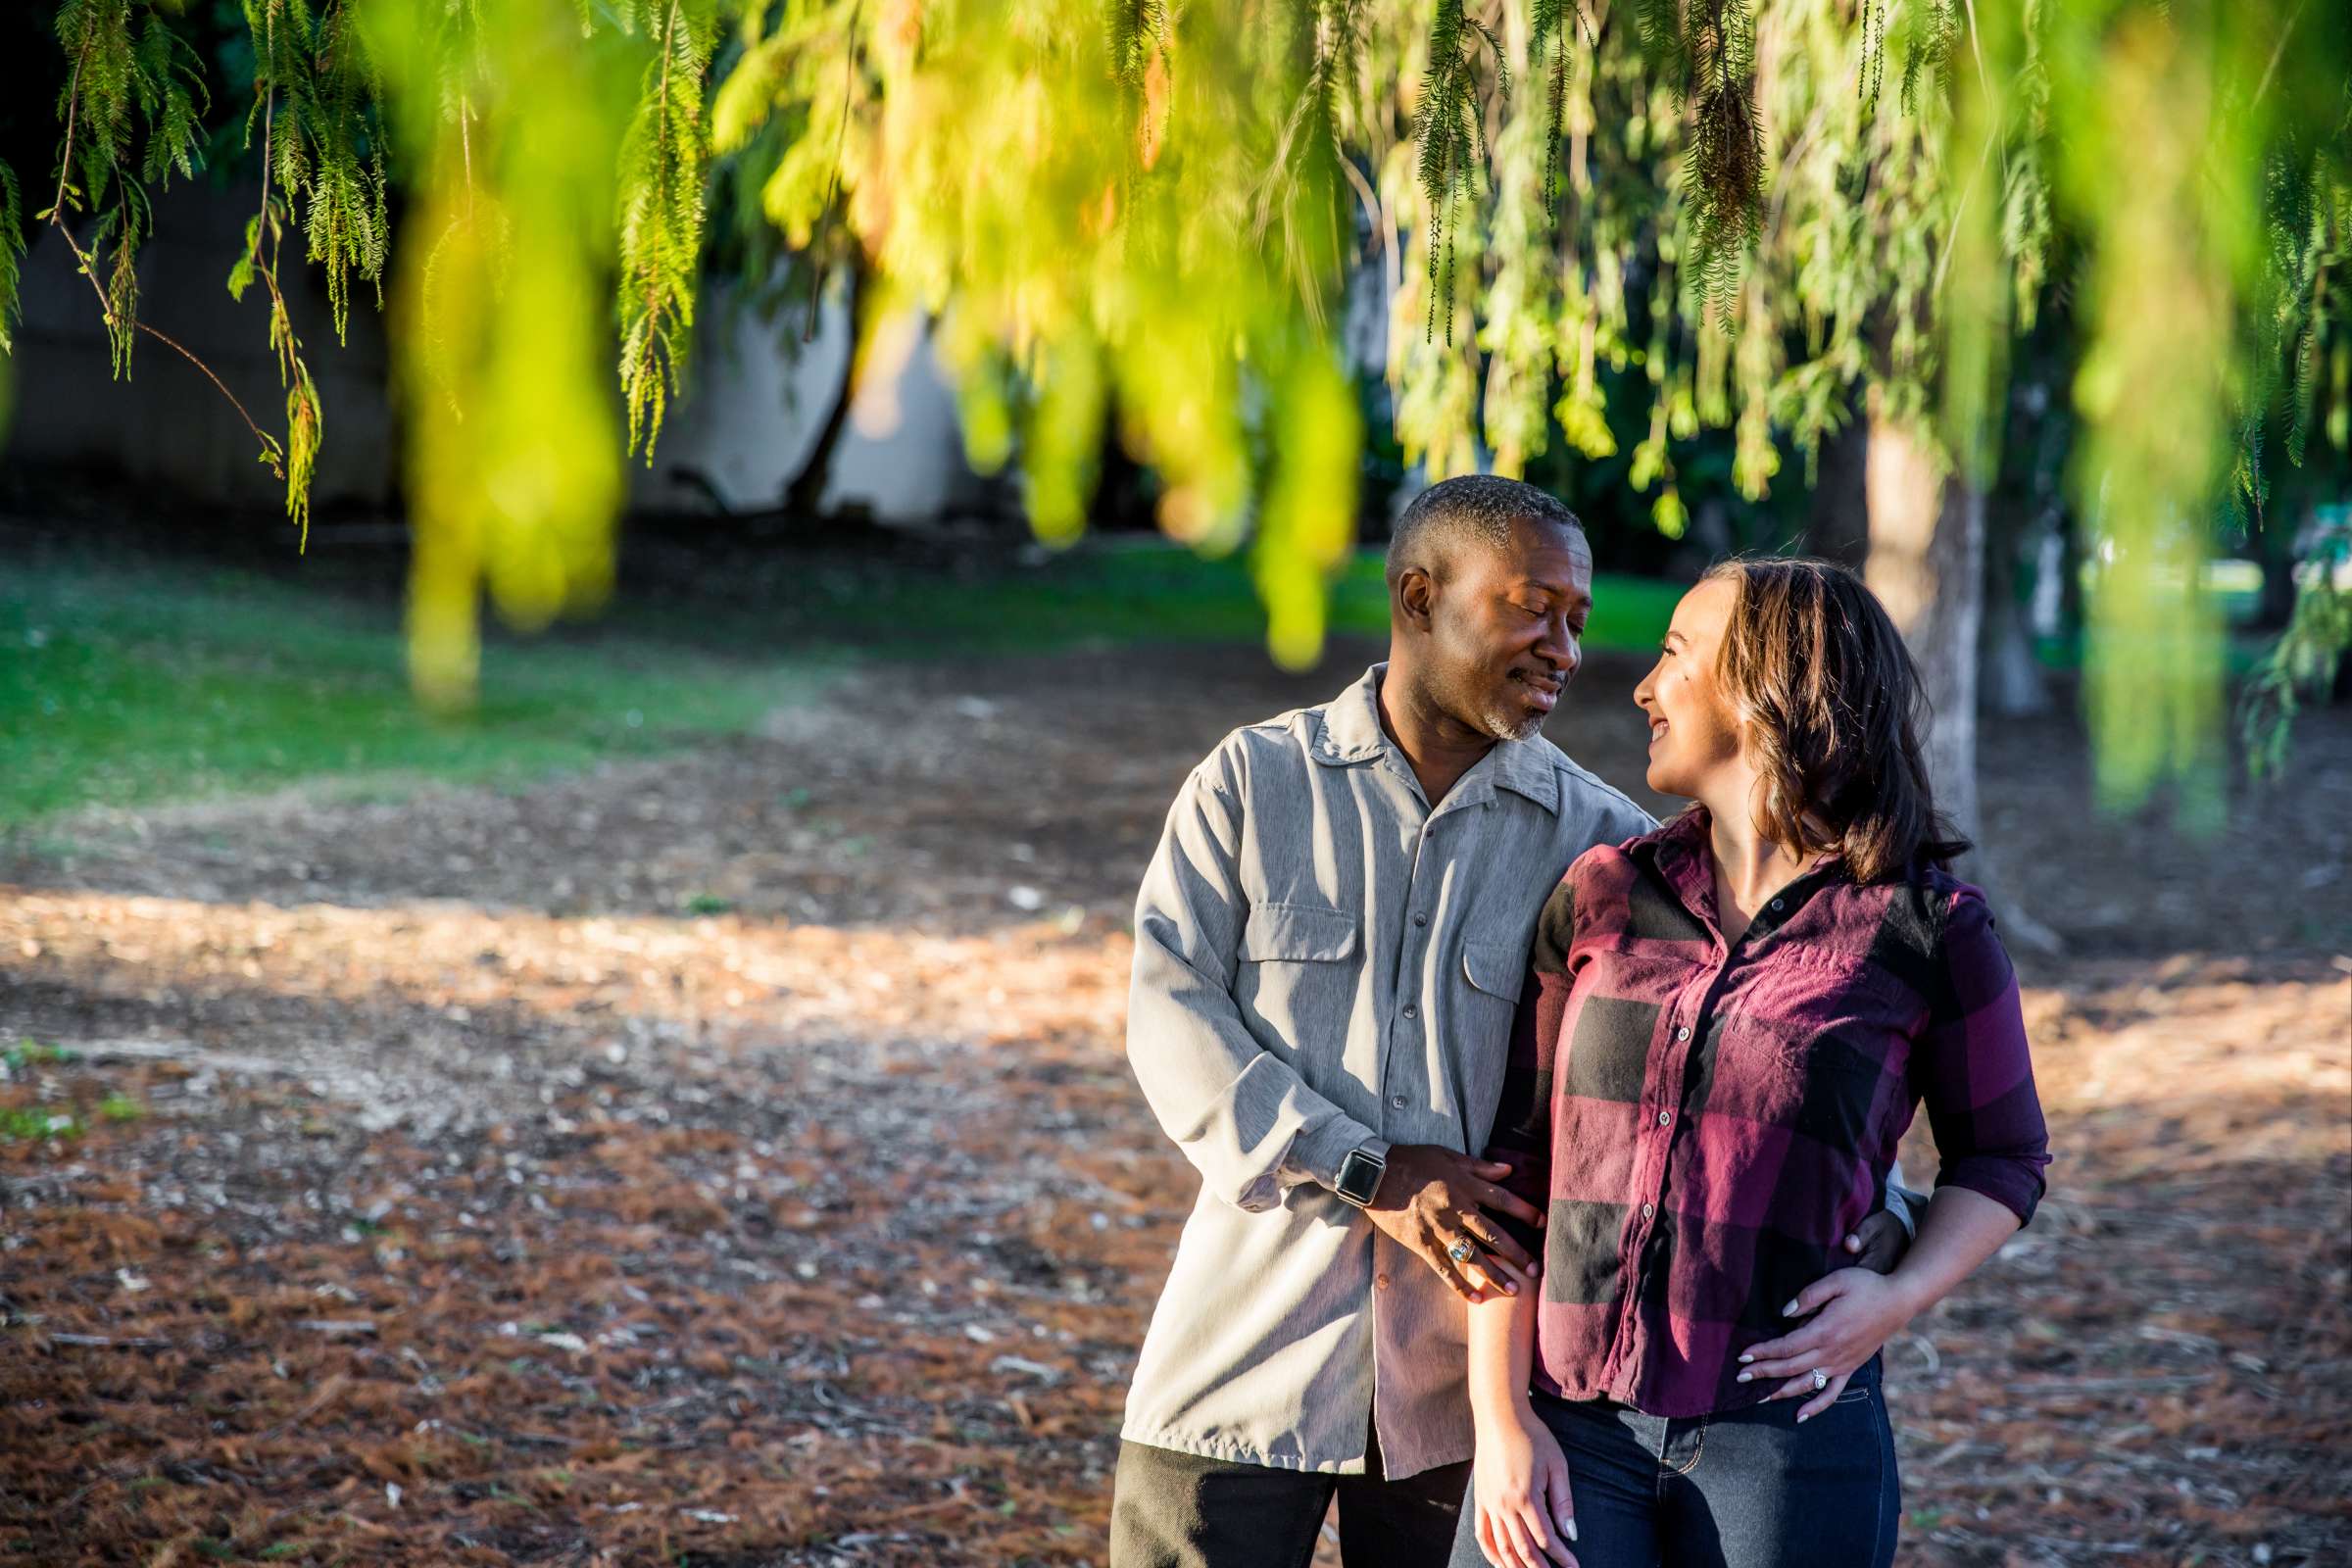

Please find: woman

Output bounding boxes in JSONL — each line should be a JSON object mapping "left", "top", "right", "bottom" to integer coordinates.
{"left": 1450, "top": 559, "right": 2051, "bottom": 1568}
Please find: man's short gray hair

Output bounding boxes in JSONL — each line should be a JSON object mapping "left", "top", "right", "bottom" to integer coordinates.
{"left": 1385, "top": 474, "right": 1585, "bottom": 584}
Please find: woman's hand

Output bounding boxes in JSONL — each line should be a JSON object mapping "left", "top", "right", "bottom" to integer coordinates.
{"left": 1736, "top": 1267, "right": 1920, "bottom": 1422}
{"left": 1471, "top": 1404, "right": 1579, "bottom": 1568}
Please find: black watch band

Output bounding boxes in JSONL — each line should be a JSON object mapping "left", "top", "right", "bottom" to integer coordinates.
{"left": 1333, "top": 1145, "right": 1387, "bottom": 1207}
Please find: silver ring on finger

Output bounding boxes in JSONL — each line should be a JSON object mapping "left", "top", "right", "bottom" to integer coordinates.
{"left": 1447, "top": 1237, "right": 1476, "bottom": 1264}
{"left": 1810, "top": 1368, "right": 1828, "bottom": 1392}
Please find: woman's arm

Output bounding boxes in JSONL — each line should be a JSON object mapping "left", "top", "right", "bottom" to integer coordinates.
{"left": 1739, "top": 890, "right": 2050, "bottom": 1419}
{"left": 1466, "top": 1278, "right": 1541, "bottom": 1430}
{"left": 1461, "top": 875, "right": 1586, "bottom": 1567}
{"left": 1465, "top": 1290, "right": 1579, "bottom": 1568}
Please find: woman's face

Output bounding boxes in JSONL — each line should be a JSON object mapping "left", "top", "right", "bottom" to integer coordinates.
{"left": 1633, "top": 575, "right": 1747, "bottom": 800}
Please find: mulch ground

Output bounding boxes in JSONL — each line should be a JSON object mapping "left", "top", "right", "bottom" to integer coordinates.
{"left": 3, "top": 641, "right": 2347, "bottom": 1567}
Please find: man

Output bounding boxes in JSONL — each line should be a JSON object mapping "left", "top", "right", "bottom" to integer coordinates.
{"left": 1111, "top": 476, "right": 1909, "bottom": 1568}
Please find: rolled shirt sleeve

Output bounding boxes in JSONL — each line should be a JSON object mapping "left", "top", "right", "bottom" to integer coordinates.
{"left": 1914, "top": 890, "right": 2052, "bottom": 1226}
{"left": 1126, "top": 751, "right": 1381, "bottom": 1213}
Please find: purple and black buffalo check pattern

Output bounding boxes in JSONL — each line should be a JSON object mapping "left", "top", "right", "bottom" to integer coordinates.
{"left": 1490, "top": 808, "right": 2051, "bottom": 1418}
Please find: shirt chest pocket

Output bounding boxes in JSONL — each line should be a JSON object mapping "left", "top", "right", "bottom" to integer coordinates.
{"left": 1454, "top": 940, "right": 1528, "bottom": 1136}
{"left": 1236, "top": 904, "right": 1362, "bottom": 1061}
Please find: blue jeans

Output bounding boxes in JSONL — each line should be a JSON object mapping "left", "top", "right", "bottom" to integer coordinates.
{"left": 1446, "top": 1356, "right": 1898, "bottom": 1568}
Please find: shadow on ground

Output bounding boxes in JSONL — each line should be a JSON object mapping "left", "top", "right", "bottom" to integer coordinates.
{"left": 3, "top": 642, "right": 2348, "bottom": 1566}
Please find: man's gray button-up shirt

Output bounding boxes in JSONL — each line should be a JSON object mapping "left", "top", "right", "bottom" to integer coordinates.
{"left": 1119, "top": 663, "right": 1657, "bottom": 1479}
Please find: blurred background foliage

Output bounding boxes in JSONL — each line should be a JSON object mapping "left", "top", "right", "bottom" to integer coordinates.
{"left": 0, "top": 0, "right": 2346, "bottom": 807}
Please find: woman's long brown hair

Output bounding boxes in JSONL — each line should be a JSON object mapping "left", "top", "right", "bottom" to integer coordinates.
{"left": 1705, "top": 557, "right": 1969, "bottom": 884}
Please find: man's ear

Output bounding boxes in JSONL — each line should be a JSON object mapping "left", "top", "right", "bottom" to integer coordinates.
{"left": 1394, "top": 565, "right": 1439, "bottom": 633}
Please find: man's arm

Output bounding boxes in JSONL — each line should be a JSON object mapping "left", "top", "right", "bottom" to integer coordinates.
{"left": 1127, "top": 751, "right": 1545, "bottom": 1303}
{"left": 1125, "top": 751, "right": 1382, "bottom": 1213}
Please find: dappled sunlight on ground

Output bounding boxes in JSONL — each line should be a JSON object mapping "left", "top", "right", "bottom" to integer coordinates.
{"left": 5, "top": 646, "right": 2348, "bottom": 1565}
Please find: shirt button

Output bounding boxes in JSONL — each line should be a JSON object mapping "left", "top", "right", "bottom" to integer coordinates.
{"left": 1391, "top": 1094, "right": 1409, "bottom": 1109}
{"left": 1657, "top": 1109, "right": 1672, "bottom": 1126}
{"left": 1413, "top": 912, "right": 1428, "bottom": 927}
{"left": 1376, "top": 1272, "right": 1392, "bottom": 1290}
{"left": 1642, "top": 1202, "right": 1655, "bottom": 1219}
{"left": 1675, "top": 1026, "right": 1691, "bottom": 1042}
{"left": 1770, "top": 897, "right": 1785, "bottom": 911}
{"left": 1402, "top": 1002, "right": 1418, "bottom": 1018}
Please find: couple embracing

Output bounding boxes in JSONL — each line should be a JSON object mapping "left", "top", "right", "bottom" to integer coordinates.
{"left": 1109, "top": 476, "right": 2051, "bottom": 1568}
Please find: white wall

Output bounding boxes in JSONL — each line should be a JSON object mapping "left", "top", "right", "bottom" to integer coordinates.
{"left": 628, "top": 277, "right": 980, "bottom": 521}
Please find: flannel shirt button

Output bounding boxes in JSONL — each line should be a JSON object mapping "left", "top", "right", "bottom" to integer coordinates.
{"left": 1770, "top": 897, "right": 1785, "bottom": 911}
{"left": 1413, "top": 912, "right": 1428, "bottom": 927}
{"left": 1391, "top": 1094, "right": 1408, "bottom": 1109}
{"left": 1376, "top": 1272, "right": 1392, "bottom": 1290}
{"left": 1657, "top": 1109, "right": 1672, "bottom": 1126}
{"left": 1675, "top": 1026, "right": 1691, "bottom": 1042}
{"left": 1642, "top": 1202, "right": 1654, "bottom": 1219}
{"left": 1402, "top": 1002, "right": 1418, "bottom": 1018}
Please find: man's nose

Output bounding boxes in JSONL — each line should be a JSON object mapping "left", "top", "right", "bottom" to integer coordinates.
{"left": 1535, "top": 616, "right": 1580, "bottom": 670}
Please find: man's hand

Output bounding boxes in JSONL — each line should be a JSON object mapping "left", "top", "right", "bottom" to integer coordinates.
{"left": 1841, "top": 1208, "right": 1909, "bottom": 1275}
{"left": 1363, "top": 1144, "right": 1545, "bottom": 1302}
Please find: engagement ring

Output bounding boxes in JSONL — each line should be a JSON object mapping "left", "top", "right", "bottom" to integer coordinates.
{"left": 1810, "top": 1369, "right": 1829, "bottom": 1392}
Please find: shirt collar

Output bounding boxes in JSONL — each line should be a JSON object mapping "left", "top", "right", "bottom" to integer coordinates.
{"left": 1633, "top": 806, "right": 1849, "bottom": 928}
{"left": 1310, "top": 662, "right": 1562, "bottom": 815}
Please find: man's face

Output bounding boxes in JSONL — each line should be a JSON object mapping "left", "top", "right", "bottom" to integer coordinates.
{"left": 1419, "top": 518, "right": 1593, "bottom": 742}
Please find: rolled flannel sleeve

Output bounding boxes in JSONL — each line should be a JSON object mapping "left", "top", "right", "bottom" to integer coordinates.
{"left": 1125, "top": 752, "right": 1379, "bottom": 1214}
{"left": 1914, "top": 891, "right": 2052, "bottom": 1226}
{"left": 1484, "top": 874, "right": 1580, "bottom": 1253}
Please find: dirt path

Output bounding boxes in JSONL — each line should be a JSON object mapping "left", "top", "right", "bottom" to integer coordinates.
{"left": 3, "top": 645, "right": 2347, "bottom": 1567}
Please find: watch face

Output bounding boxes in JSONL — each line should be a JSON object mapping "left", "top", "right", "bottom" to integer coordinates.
{"left": 1337, "top": 1152, "right": 1382, "bottom": 1204}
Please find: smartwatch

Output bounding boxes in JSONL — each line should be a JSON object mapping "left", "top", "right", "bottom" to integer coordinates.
{"left": 1333, "top": 1143, "right": 1388, "bottom": 1208}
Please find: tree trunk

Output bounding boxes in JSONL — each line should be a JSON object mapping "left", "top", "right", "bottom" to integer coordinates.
{"left": 1861, "top": 393, "right": 2061, "bottom": 954}
{"left": 1863, "top": 398, "right": 1984, "bottom": 851}
{"left": 781, "top": 260, "right": 865, "bottom": 527}
{"left": 1806, "top": 415, "right": 1871, "bottom": 570}
{"left": 1981, "top": 512, "right": 2051, "bottom": 717}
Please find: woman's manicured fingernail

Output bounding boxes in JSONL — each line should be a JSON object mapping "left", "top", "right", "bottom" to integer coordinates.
{"left": 1782, "top": 1299, "right": 1800, "bottom": 1316}
{"left": 1738, "top": 1352, "right": 1753, "bottom": 1364}
{"left": 1567, "top": 1520, "right": 1579, "bottom": 1543}
{"left": 1736, "top": 1370, "right": 1751, "bottom": 1383}
{"left": 1796, "top": 1410, "right": 1810, "bottom": 1424}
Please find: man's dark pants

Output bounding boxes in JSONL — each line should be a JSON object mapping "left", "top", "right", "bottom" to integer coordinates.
{"left": 1110, "top": 1415, "right": 1470, "bottom": 1568}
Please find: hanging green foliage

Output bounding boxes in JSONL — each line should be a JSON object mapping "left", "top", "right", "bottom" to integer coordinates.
{"left": 238, "top": 0, "right": 391, "bottom": 347}
{"left": 362, "top": 0, "right": 642, "bottom": 710}
{"left": 0, "top": 0, "right": 2347, "bottom": 801}
{"left": 44, "top": 0, "right": 210, "bottom": 377}
{"left": 617, "top": 0, "right": 722, "bottom": 458}
{"left": 0, "top": 164, "right": 24, "bottom": 356}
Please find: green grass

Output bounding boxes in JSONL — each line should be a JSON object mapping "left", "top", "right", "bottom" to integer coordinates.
{"left": 0, "top": 558, "right": 827, "bottom": 824}
{"left": 0, "top": 544, "right": 1684, "bottom": 825}
{"left": 670, "top": 538, "right": 1687, "bottom": 659}
{"left": 0, "top": 1106, "right": 79, "bottom": 1141}
{"left": 3, "top": 1040, "right": 75, "bottom": 1070}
